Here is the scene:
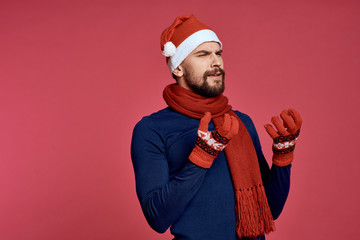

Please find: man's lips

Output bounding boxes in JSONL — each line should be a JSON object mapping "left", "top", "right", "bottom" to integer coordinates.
{"left": 207, "top": 72, "right": 222, "bottom": 78}
{"left": 207, "top": 71, "right": 222, "bottom": 77}
{"left": 204, "top": 68, "right": 225, "bottom": 80}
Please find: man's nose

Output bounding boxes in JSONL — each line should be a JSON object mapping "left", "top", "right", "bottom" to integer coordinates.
{"left": 211, "top": 53, "right": 222, "bottom": 68}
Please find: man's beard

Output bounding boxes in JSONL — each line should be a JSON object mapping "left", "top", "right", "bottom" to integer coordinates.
{"left": 185, "top": 68, "right": 225, "bottom": 98}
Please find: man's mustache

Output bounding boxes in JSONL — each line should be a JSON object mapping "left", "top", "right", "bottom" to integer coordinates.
{"left": 204, "top": 68, "right": 225, "bottom": 78}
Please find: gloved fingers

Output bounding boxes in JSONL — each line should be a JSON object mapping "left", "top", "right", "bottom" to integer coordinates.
{"left": 220, "top": 113, "right": 231, "bottom": 133}
{"left": 264, "top": 124, "right": 280, "bottom": 138}
{"left": 225, "top": 115, "right": 239, "bottom": 139}
{"left": 271, "top": 116, "right": 288, "bottom": 136}
{"left": 218, "top": 114, "right": 239, "bottom": 139}
{"left": 280, "top": 110, "right": 297, "bottom": 134}
{"left": 289, "top": 108, "right": 303, "bottom": 130}
{"left": 198, "top": 112, "right": 212, "bottom": 132}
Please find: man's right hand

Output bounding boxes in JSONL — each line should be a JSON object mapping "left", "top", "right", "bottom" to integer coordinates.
{"left": 189, "top": 112, "right": 239, "bottom": 168}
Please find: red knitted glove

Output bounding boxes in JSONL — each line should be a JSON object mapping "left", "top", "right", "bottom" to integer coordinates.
{"left": 189, "top": 112, "right": 239, "bottom": 168}
{"left": 264, "top": 108, "right": 303, "bottom": 167}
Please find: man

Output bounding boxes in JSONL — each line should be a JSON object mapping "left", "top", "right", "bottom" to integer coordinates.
{"left": 131, "top": 14, "right": 302, "bottom": 240}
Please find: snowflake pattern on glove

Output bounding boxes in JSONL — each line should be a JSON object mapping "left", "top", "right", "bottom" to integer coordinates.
{"left": 196, "top": 129, "right": 229, "bottom": 154}
{"left": 272, "top": 130, "right": 300, "bottom": 154}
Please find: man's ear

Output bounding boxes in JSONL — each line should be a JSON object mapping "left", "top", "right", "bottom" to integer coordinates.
{"left": 172, "top": 65, "right": 184, "bottom": 78}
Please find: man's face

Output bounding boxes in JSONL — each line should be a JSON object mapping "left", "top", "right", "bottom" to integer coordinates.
{"left": 179, "top": 41, "right": 225, "bottom": 97}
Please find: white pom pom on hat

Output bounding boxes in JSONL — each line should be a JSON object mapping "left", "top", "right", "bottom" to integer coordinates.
{"left": 162, "top": 42, "right": 176, "bottom": 57}
{"left": 160, "top": 14, "right": 222, "bottom": 72}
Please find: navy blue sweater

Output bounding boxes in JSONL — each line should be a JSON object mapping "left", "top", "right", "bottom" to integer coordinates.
{"left": 131, "top": 107, "right": 291, "bottom": 240}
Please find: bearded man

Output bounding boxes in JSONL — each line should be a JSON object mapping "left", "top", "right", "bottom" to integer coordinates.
{"left": 131, "top": 14, "right": 302, "bottom": 240}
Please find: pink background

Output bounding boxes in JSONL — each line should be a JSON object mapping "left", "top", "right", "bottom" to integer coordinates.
{"left": 1, "top": 0, "right": 359, "bottom": 239}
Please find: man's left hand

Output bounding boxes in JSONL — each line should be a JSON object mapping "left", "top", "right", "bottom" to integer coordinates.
{"left": 264, "top": 108, "right": 303, "bottom": 166}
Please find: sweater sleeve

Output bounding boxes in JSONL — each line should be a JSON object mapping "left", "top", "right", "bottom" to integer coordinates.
{"left": 130, "top": 116, "right": 208, "bottom": 233}
{"left": 237, "top": 112, "right": 291, "bottom": 220}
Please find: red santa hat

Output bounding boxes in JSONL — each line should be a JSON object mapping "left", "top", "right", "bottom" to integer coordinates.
{"left": 160, "top": 14, "right": 222, "bottom": 72}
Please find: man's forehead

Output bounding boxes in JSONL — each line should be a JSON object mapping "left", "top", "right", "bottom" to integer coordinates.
{"left": 193, "top": 41, "right": 222, "bottom": 52}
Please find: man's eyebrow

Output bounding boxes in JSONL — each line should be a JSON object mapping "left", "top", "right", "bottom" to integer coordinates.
{"left": 194, "top": 50, "right": 211, "bottom": 55}
{"left": 194, "top": 49, "right": 222, "bottom": 55}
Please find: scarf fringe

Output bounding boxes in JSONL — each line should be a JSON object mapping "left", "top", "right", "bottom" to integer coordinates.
{"left": 235, "top": 184, "right": 275, "bottom": 239}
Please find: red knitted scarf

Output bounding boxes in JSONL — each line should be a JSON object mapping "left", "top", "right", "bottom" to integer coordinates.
{"left": 163, "top": 84, "right": 275, "bottom": 238}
